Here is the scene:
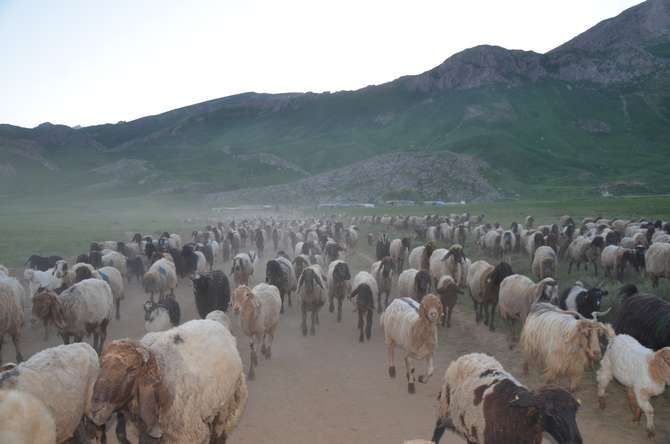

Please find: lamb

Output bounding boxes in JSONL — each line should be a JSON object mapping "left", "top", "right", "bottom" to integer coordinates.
{"left": 432, "top": 353, "right": 582, "bottom": 444}
{"left": 350, "top": 271, "right": 378, "bottom": 342}
{"left": 390, "top": 237, "right": 411, "bottom": 274}
{"left": 398, "top": 269, "right": 432, "bottom": 302}
{"left": 0, "top": 389, "right": 56, "bottom": 444}
{"left": 435, "top": 275, "right": 461, "bottom": 328}
{"left": 645, "top": 242, "right": 670, "bottom": 288}
{"left": 596, "top": 334, "right": 670, "bottom": 439}
{"left": 370, "top": 256, "right": 393, "bottom": 312}
{"left": 231, "top": 252, "right": 256, "bottom": 287}
{"left": 498, "top": 275, "right": 558, "bottom": 347}
{"left": 567, "top": 235, "right": 605, "bottom": 276}
{"left": 232, "top": 284, "right": 281, "bottom": 379}
{"left": 144, "top": 298, "right": 181, "bottom": 332}
{"left": 558, "top": 282, "right": 610, "bottom": 320}
{"left": 466, "top": 260, "right": 513, "bottom": 331}
{"left": 0, "top": 281, "right": 24, "bottom": 362}
{"left": 408, "top": 241, "right": 437, "bottom": 271}
{"left": 142, "top": 256, "right": 178, "bottom": 302}
{"left": 327, "top": 260, "right": 352, "bottom": 322}
{"left": 613, "top": 284, "right": 670, "bottom": 350}
{"left": 31, "top": 278, "right": 113, "bottom": 353}
{"left": 89, "top": 320, "right": 248, "bottom": 443}
{"left": 266, "top": 256, "right": 297, "bottom": 313}
{"left": 531, "top": 245, "right": 557, "bottom": 279}
{"left": 297, "top": 265, "right": 326, "bottom": 336}
{"left": 0, "top": 343, "right": 99, "bottom": 443}
{"left": 520, "top": 302, "right": 612, "bottom": 391}
{"left": 192, "top": 270, "right": 230, "bottom": 318}
{"left": 101, "top": 249, "right": 127, "bottom": 280}
{"left": 380, "top": 295, "right": 443, "bottom": 393}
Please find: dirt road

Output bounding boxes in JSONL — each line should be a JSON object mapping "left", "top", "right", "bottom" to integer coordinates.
{"left": 12, "top": 249, "right": 667, "bottom": 443}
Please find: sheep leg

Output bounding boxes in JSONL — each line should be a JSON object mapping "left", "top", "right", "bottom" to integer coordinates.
{"left": 365, "top": 308, "right": 373, "bottom": 340}
{"left": 626, "top": 388, "right": 642, "bottom": 422}
{"left": 310, "top": 310, "right": 316, "bottom": 335}
{"left": 593, "top": 261, "right": 598, "bottom": 277}
{"left": 337, "top": 297, "right": 343, "bottom": 323}
{"left": 596, "top": 358, "right": 613, "bottom": 409}
{"left": 11, "top": 334, "right": 23, "bottom": 363}
{"left": 260, "top": 333, "right": 268, "bottom": 358}
{"left": 329, "top": 292, "right": 335, "bottom": 313}
{"left": 488, "top": 303, "right": 496, "bottom": 331}
{"left": 473, "top": 301, "right": 481, "bottom": 323}
{"left": 248, "top": 339, "right": 257, "bottom": 381}
{"left": 43, "top": 321, "right": 50, "bottom": 341}
{"left": 357, "top": 309, "right": 364, "bottom": 342}
{"left": 115, "top": 298, "right": 121, "bottom": 320}
{"left": 446, "top": 306, "right": 453, "bottom": 328}
{"left": 635, "top": 392, "right": 655, "bottom": 438}
{"left": 405, "top": 355, "right": 416, "bottom": 394}
{"left": 651, "top": 276, "right": 659, "bottom": 288}
{"left": 115, "top": 412, "right": 131, "bottom": 444}
{"left": 301, "top": 304, "right": 308, "bottom": 336}
{"left": 418, "top": 355, "right": 434, "bottom": 384}
{"left": 265, "top": 331, "right": 274, "bottom": 359}
{"left": 377, "top": 292, "right": 382, "bottom": 314}
{"left": 387, "top": 343, "right": 396, "bottom": 378}
{"left": 506, "top": 319, "right": 516, "bottom": 349}
{"left": 568, "top": 260, "right": 574, "bottom": 274}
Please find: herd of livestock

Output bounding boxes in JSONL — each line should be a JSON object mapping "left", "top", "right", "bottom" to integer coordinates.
{"left": 0, "top": 211, "right": 670, "bottom": 443}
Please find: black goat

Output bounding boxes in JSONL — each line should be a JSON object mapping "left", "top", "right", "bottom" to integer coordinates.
{"left": 613, "top": 284, "right": 670, "bottom": 350}
{"left": 191, "top": 270, "right": 231, "bottom": 319}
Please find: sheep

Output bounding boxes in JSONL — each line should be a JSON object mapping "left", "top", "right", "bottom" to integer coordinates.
{"left": 567, "top": 235, "right": 605, "bottom": 276}
{"left": 206, "top": 310, "right": 232, "bottom": 331}
{"left": 25, "top": 254, "right": 62, "bottom": 271}
{"left": 466, "top": 260, "right": 513, "bottom": 331}
{"left": 0, "top": 389, "right": 56, "bottom": 444}
{"left": 231, "top": 252, "right": 255, "bottom": 287}
{"left": 499, "top": 230, "right": 516, "bottom": 259}
{"left": 0, "top": 281, "right": 24, "bottom": 363}
{"left": 297, "top": 265, "right": 326, "bottom": 336}
{"left": 432, "top": 353, "right": 582, "bottom": 444}
{"left": 390, "top": 237, "right": 411, "bottom": 274}
{"left": 89, "top": 320, "right": 248, "bottom": 443}
{"left": 498, "top": 275, "right": 558, "bottom": 347}
{"left": 232, "top": 284, "right": 281, "bottom": 379}
{"left": 614, "top": 284, "right": 670, "bottom": 350}
{"left": 531, "top": 245, "right": 557, "bottom": 279}
{"left": 192, "top": 270, "right": 230, "bottom": 318}
{"left": 96, "top": 266, "right": 124, "bottom": 320}
{"left": 324, "top": 240, "right": 345, "bottom": 265}
{"left": 142, "top": 256, "right": 178, "bottom": 302}
{"left": 0, "top": 343, "right": 99, "bottom": 443}
{"left": 398, "top": 269, "right": 432, "bottom": 302}
{"left": 480, "top": 229, "right": 501, "bottom": 256}
{"left": 350, "top": 271, "right": 378, "bottom": 342}
{"left": 600, "top": 245, "right": 644, "bottom": 281}
{"left": 23, "top": 268, "right": 61, "bottom": 299}
{"left": 31, "top": 279, "right": 112, "bottom": 353}
{"left": 520, "top": 302, "right": 612, "bottom": 391}
{"left": 126, "top": 255, "right": 145, "bottom": 282}
{"left": 144, "top": 298, "right": 181, "bottom": 332}
{"left": 0, "top": 272, "right": 26, "bottom": 313}
{"left": 645, "top": 242, "right": 670, "bottom": 288}
{"left": 441, "top": 244, "right": 467, "bottom": 287}
{"left": 380, "top": 295, "right": 443, "bottom": 393}
{"left": 558, "top": 282, "right": 610, "bottom": 320}
{"left": 266, "top": 256, "right": 297, "bottom": 313}
{"left": 101, "top": 249, "right": 127, "bottom": 280}
{"left": 370, "top": 256, "right": 393, "bottom": 312}
{"left": 327, "top": 260, "right": 352, "bottom": 322}
{"left": 596, "top": 334, "right": 670, "bottom": 439}
{"left": 375, "top": 232, "right": 391, "bottom": 260}
{"left": 408, "top": 241, "right": 436, "bottom": 271}
{"left": 435, "top": 275, "right": 461, "bottom": 328}
{"left": 345, "top": 226, "right": 359, "bottom": 250}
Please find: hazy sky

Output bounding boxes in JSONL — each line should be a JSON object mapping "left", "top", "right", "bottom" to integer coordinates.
{"left": 1, "top": 0, "right": 643, "bottom": 128}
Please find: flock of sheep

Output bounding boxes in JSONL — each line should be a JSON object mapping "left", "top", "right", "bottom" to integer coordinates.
{"left": 0, "top": 211, "right": 669, "bottom": 443}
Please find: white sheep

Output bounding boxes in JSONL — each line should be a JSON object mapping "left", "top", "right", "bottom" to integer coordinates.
{"left": 143, "top": 256, "right": 178, "bottom": 302}
{"left": 232, "top": 283, "right": 281, "bottom": 379}
{"left": 0, "top": 389, "right": 56, "bottom": 444}
{"left": 101, "top": 249, "right": 127, "bottom": 280}
{"left": 597, "top": 334, "right": 670, "bottom": 438}
{"left": 97, "top": 266, "right": 124, "bottom": 320}
{"left": 531, "top": 245, "right": 557, "bottom": 279}
{"left": 408, "top": 241, "right": 437, "bottom": 271}
{"left": 0, "top": 281, "right": 24, "bottom": 362}
{"left": 143, "top": 298, "right": 181, "bottom": 333}
{"left": 350, "top": 271, "right": 378, "bottom": 342}
{"left": 90, "top": 320, "right": 248, "bottom": 443}
{"left": 370, "top": 257, "right": 393, "bottom": 312}
{"left": 601, "top": 245, "right": 642, "bottom": 281}
{"left": 23, "top": 268, "right": 61, "bottom": 299}
{"left": 0, "top": 343, "right": 99, "bottom": 443}
{"left": 398, "top": 268, "right": 432, "bottom": 302}
{"left": 646, "top": 242, "right": 670, "bottom": 288}
{"left": 380, "top": 295, "right": 443, "bottom": 393}
{"left": 327, "top": 260, "right": 351, "bottom": 322}
{"left": 297, "top": 264, "right": 326, "bottom": 336}
{"left": 31, "top": 278, "right": 113, "bottom": 353}
{"left": 206, "top": 309, "right": 232, "bottom": 331}
{"left": 231, "top": 252, "right": 255, "bottom": 287}
{"left": 498, "top": 275, "right": 558, "bottom": 347}
{"left": 389, "top": 238, "right": 411, "bottom": 274}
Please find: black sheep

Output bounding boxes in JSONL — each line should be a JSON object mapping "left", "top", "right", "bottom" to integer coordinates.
{"left": 126, "top": 256, "right": 145, "bottom": 282}
{"left": 558, "top": 282, "right": 609, "bottom": 319}
{"left": 266, "top": 258, "right": 291, "bottom": 312}
{"left": 375, "top": 233, "right": 390, "bottom": 261}
{"left": 613, "top": 284, "right": 670, "bottom": 350}
{"left": 195, "top": 242, "right": 214, "bottom": 271}
{"left": 25, "top": 255, "right": 62, "bottom": 271}
{"left": 191, "top": 270, "right": 231, "bottom": 318}
{"left": 350, "top": 283, "right": 374, "bottom": 342}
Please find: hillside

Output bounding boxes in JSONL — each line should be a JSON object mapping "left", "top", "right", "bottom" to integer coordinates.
{"left": 1, "top": 0, "right": 669, "bottom": 203}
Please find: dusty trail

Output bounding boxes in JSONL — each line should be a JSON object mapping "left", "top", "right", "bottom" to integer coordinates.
{"left": 12, "top": 247, "right": 669, "bottom": 443}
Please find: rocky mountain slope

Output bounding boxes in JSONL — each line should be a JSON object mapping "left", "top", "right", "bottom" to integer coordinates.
{"left": 1, "top": 0, "right": 669, "bottom": 203}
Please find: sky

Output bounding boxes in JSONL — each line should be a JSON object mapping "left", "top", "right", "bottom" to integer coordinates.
{"left": 0, "top": 0, "right": 644, "bottom": 128}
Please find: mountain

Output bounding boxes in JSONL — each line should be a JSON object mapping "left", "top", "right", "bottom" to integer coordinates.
{"left": 2, "top": 0, "right": 669, "bottom": 203}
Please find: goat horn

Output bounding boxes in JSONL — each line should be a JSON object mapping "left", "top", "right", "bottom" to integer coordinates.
{"left": 596, "top": 280, "right": 605, "bottom": 288}
{"left": 591, "top": 307, "right": 612, "bottom": 321}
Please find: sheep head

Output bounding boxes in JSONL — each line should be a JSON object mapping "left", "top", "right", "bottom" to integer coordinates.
{"left": 333, "top": 262, "right": 351, "bottom": 282}
{"left": 512, "top": 387, "right": 582, "bottom": 444}
{"left": 536, "top": 278, "right": 558, "bottom": 304}
{"left": 569, "top": 321, "right": 605, "bottom": 363}
{"left": 90, "top": 340, "right": 171, "bottom": 439}
{"left": 232, "top": 285, "right": 256, "bottom": 315}
{"left": 650, "top": 348, "right": 670, "bottom": 385}
{"left": 298, "top": 268, "right": 323, "bottom": 292}
{"left": 419, "top": 294, "right": 443, "bottom": 324}
{"left": 31, "top": 289, "right": 65, "bottom": 329}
